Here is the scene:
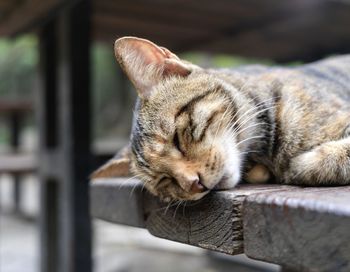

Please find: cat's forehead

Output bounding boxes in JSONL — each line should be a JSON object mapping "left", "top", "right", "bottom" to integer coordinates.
{"left": 144, "top": 73, "right": 221, "bottom": 109}
{"left": 138, "top": 106, "right": 174, "bottom": 135}
{"left": 136, "top": 73, "right": 225, "bottom": 135}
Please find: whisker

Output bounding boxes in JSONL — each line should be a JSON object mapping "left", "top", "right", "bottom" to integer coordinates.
{"left": 218, "top": 97, "right": 277, "bottom": 143}
{"left": 117, "top": 174, "right": 144, "bottom": 190}
{"left": 182, "top": 200, "right": 187, "bottom": 216}
{"left": 129, "top": 179, "right": 144, "bottom": 197}
{"left": 211, "top": 99, "right": 235, "bottom": 147}
{"left": 140, "top": 180, "right": 148, "bottom": 192}
{"left": 173, "top": 200, "right": 183, "bottom": 218}
{"left": 183, "top": 197, "right": 206, "bottom": 207}
{"left": 228, "top": 104, "right": 276, "bottom": 135}
{"left": 238, "top": 150, "right": 261, "bottom": 156}
{"left": 162, "top": 200, "right": 173, "bottom": 215}
{"left": 163, "top": 200, "right": 177, "bottom": 215}
{"left": 236, "top": 135, "right": 266, "bottom": 147}
{"left": 228, "top": 97, "right": 276, "bottom": 130}
{"left": 233, "top": 122, "right": 267, "bottom": 136}
{"left": 222, "top": 105, "right": 276, "bottom": 144}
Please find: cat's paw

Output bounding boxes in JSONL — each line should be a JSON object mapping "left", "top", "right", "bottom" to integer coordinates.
{"left": 282, "top": 149, "right": 320, "bottom": 184}
{"left": 245, "top": 164, "right": 270, "bottom": 184}
{"left": 283, "top": 141, "right": 346, "bottom": 184}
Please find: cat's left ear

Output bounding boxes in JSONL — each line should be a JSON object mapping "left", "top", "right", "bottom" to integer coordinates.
{"left": 90, "top": 147, "right": 131, "bottom": 179}
{"left": 114, "top": 36, "right": 194, "bottom": 99}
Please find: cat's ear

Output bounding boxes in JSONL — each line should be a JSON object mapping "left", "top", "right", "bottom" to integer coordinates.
{"left": 114, "top": 36, "right": 192, "bottom": 99}
{"left": 90, "top": 147, "right": 131, "bottom": 179}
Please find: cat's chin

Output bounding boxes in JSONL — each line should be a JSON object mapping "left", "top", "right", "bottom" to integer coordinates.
{"left": 213, "top": 172, "right": 240, "bottom": 191}
{"left": 189, "top": 191, "right": 210, "bottom": 201}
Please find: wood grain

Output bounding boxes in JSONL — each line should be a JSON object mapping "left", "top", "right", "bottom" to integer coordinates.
{"left": 144, "top": 191, "right": 245, "bottom": 254}
{"left": 90, "top": 178, "right": 145, "bottom": 227}
{"left": 91, "top": 179, "right": 350, "bottom": 270}
{"left": 243, "top": 186, "right": 350, "bottom": 271}
{"left": 91, "top": 180, "right": 291, "bottom": 254}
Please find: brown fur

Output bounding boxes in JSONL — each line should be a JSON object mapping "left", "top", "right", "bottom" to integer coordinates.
{"left": 92, "top": 36, "right": 350, "bottom": 202}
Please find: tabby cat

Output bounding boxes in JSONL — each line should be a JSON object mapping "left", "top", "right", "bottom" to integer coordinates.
{"left": 92, "top": 36, "right": 350, "bottom": 202}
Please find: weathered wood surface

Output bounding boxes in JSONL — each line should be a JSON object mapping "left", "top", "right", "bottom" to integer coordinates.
{"left": 2, "top": 0, "right": 350, "bottom": 62}
{"left": 0, "top": 153, "right": 37, "bottom": 174}
{"left": 243, "top": 186, "right": 350, "bottom": 272}
{"left": 91, "top": 179, "right": 291, "bottom": 255}
{"left": 90, "top": 179, "right": 145, "bottom": 227}
{"left": 91, "top": 179, "right": 350, "bottom": 271}
{"left": 143, "top": 185, "right": 289, "bottom": 255}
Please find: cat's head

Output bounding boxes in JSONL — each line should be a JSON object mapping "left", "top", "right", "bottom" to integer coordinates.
{"left": 92, "top": 37, "right": 243, "bottom": 201}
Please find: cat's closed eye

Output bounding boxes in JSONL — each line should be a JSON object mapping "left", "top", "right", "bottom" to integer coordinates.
{"left": 156, "top": 176, "right": 170, "bottom": 188}
{"left": 173, "top": 131, "right": 183, "bottom": 154}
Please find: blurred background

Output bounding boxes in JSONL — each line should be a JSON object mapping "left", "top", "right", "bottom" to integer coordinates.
{"left": 0, "top": 0, "right": 349, "bottom": 272}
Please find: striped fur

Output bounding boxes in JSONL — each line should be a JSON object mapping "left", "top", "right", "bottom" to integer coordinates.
{"left": 94, "top": 37, "right": 350, "bottom": 202}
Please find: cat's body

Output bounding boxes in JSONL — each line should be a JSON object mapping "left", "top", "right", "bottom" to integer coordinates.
{"left": 92, "top": 37, "right": 350, "bottom": 202}
{"left": 211, "top": 57, "right": 350, "bottom": 185}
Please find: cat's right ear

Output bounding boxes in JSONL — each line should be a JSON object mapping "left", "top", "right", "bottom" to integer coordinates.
{"left": 114, "top": 36, "right": 193, "bottom": 99}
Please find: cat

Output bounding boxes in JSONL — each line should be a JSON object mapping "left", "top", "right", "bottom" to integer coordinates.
{"left": 92, "top": 36, "right": 350, "bottom": 202}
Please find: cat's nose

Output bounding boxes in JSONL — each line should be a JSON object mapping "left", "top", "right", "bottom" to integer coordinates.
{"left": 190, "top": 176, "right": 208, "bottom": 194}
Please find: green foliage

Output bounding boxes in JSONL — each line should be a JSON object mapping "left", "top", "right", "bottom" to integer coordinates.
{"left": 91, "top": 42, "right": 136, "bottom": 139}
{"left": 92, "top": 42, "right": 120, "bottom": 114}
{"left": 0, "top": 35, "right": 38, "bottom": 99}
{"left": 180, "top": 52, "right": 274, "bottom": 68}
{"left": 0, "top": 36, "right": 37, "bottom": 145}
{"left": 0, "top": 118, "right": 9, "bottom": 145}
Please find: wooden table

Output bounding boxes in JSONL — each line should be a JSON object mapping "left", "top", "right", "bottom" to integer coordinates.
{"left": 91, "top": 179, "right": 350, "bottom": 272}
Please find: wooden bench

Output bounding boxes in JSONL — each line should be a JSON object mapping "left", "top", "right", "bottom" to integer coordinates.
{"left": 0, "top": 153, "right": 38, "bottom": 174}
{"left": 0, "top": 153, "right": 38, "bottom": 214}
{"left": 90, "top": 178, "right": 350, "bottom": 272}
{"left": 0, "top": 99, "right": 37, "bottom": 213}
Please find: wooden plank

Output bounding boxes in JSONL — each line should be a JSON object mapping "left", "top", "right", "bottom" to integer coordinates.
{"left": 243, "top": 187, "right": 350, "bottom": 271}
{"left": 92, "top": 0, "right": 300, "bottom": 53}
{"left": 96, "top": 0, "right": 250, "bottom": 19}
{"left": 196, "top": 2, "right": 350, "bottom": 62}
{"left": 93, "top": 0, "right": 247, "bottom": 30}
{"left": 92, "top": 13, "right": 214, "bottom": 43}
{"left": 0, "top": 0, "right": 66, "bottom": 36}
{"left": 0, "top": 100, "right": 33, "bottom": 114}
{"left": 90, "top": 178, "right": 145, "bottom": 227}
{"left": 143, "top": 188, "right": 247, "bottom": 254}
{"left": 91, "top": 179, "right": 350, "bottom": 270}
{"left": 90, "top": 179, "right": 290, "bottom": 255}
{"left": 0, "top": 153, "right": 37, "bottom": 174}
